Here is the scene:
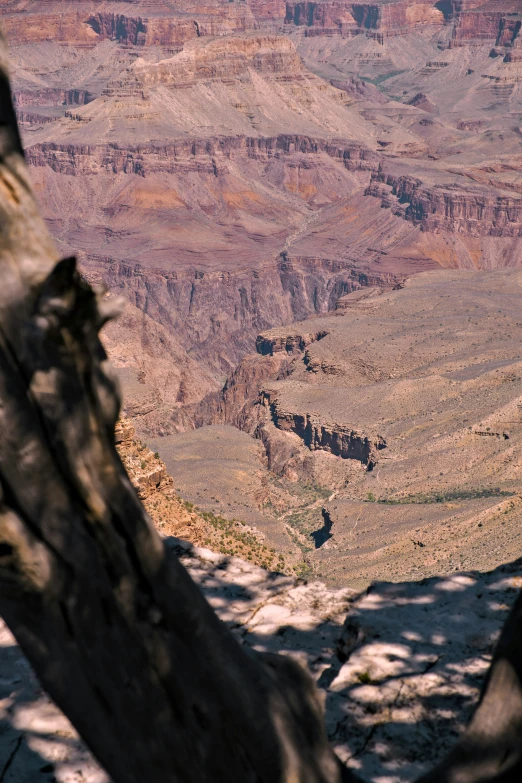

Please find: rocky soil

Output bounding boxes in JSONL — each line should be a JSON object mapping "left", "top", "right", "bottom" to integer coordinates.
{"left": 1, "top": 536, "right": 521, "bottom": 782}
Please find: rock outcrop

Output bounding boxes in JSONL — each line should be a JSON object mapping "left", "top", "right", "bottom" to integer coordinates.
{"left": 26, "top": 136, "right": 379, "bottom": 177}
{"left": 260, "top": 388, "right": 386, "bottom": 468}
{"left": 0, "top": 2, "right": 255, "bottom": 48}
{"left": 367, "top": 166, "right": 522, "bottom": 237}
{"left": 256, "top": 326, "right": 329, "bottom": 355}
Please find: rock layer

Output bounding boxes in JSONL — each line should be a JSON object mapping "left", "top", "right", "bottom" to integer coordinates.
{"left": 367, "top": 166, "right": 522, "bottom": 237}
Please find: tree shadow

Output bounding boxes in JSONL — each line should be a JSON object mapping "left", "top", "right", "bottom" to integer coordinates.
{"left": 0, "top": 624, "right": 109, "bottom": 783}
{"left": 2, "top": 536, "right": 520, "bottom": 783}
{"left": 169, "top": 538, "right": 521, "bottom": 782}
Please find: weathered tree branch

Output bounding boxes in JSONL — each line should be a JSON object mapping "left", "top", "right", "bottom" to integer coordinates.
{"left": 1, "top": 24, "right": 522, "bottom": 783}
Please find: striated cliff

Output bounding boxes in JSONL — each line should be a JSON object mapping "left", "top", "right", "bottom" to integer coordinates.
{"left": 26, "top": 135, "right": 379, "bottom": 177}
{"left": 285, "top": 0, "right": 446, "bottom": 38}
{"left": 367, "top": 166, "right": 522, "bottom": 237}
{"left": 450, "top": 1, "right": 522, "bottom": 48}
{"left": 3, "top": 0, "right": 519, "bottom": 55}
{"left": 100, "top": 295, "right": 219, "bottom": 434}
{"left": 0, "top": 2, "right": 255, "bottom": 48}
{"left": 10, "top": 12, "right": 522, "bottom": 445}
{"left": 261, "top": 388, "right": 387, "bottom": 467}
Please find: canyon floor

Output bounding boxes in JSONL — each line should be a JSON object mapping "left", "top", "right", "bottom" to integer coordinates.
{"left": 143, "top": 270, "right": 522, "bottom": 588}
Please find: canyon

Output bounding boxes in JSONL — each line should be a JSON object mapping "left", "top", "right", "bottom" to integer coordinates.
{"left": 7, "top": 0, "right": 522, "bottom": 392}
{"left": 5, "top": 0, "right": 522, "bottom": 584}
{"left": 155, "top": 270, "right": 522, "bottom": 587}
{"left": 3, "top": 5, "right": 522, "bottom": 783}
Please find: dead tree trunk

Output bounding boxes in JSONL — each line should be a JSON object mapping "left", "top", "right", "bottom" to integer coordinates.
{"left": 0, "top": 31, "right": 355, "bottom": 783}
{"left": 0, "top": 25, "right": 522, "bottom": 783}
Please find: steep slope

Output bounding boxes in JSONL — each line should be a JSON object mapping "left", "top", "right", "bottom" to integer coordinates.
{"left": 115, "top": 414, "right": 288, "bottom": 567}
{"left": 102, "top": 295, "right": 220, "bottom": 434}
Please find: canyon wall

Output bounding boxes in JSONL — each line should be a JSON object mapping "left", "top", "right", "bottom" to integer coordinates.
{"left": 0, "top": 4, "right": 254, "bottom": 48}
{"left": 4, "top": 0, "right": 517, "bottom": 49}
{"left": 26, "top": 135, "right": 379, "bottom": 177}
{"left": 285, "top": 0, "right": 446, "bottom": 38}
{"left": 96, "top": 253, "right": 391, "bottom": 374}
{"left": 367, "top": 167, "right": 522, "bottom": 237}
{"left": 450, "top": 1, "right": 522, "bottom": 48}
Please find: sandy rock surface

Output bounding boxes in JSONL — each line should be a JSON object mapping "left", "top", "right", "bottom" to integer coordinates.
{"left": 1, "top": 537, "right": 520, "bottom": 782}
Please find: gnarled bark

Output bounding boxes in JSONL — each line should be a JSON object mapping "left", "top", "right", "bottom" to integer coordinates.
{"left": 0, "top": 24, "right": 521, "bottom": 783}
{"left": 0, "top": 29, "right": 350, "bottom": 783}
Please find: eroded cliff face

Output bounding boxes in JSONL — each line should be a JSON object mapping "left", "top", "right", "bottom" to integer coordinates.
{"left": 97, "top": 253, "right": 400, "bottom": 378}
{"left": 100, "top": 295, "right": 219, "bottom": 435}
{"left": 367, "top": 167, "right": 522, "bottom": 237}
{"left": 0, "top": 2, "right": 256, "bottom": 48}
{"left": 285, "top": 0, "right": 446, "bottom": 39}
{"left": 0, "top": 0, "right": 448, "bottom": 50}
{"left": 256, "top": 326, "right": 329, "bottom": 355}
{"left": 180, "top": 270, "right": 522, "bottom": 591}
{"left": 261, "top": 389, "right": 387, "bottom": 467}
{"left": 4, "top": 0, "right": 515, "bottom": 57}
{"left": 450, "top": 1, "right": 522, "bottom": 48}
{"left": 26, "top": 135, "right": 378, "bottom": 177}
{"left": 84, "top": 11, "right": 244, "bottom": 48}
